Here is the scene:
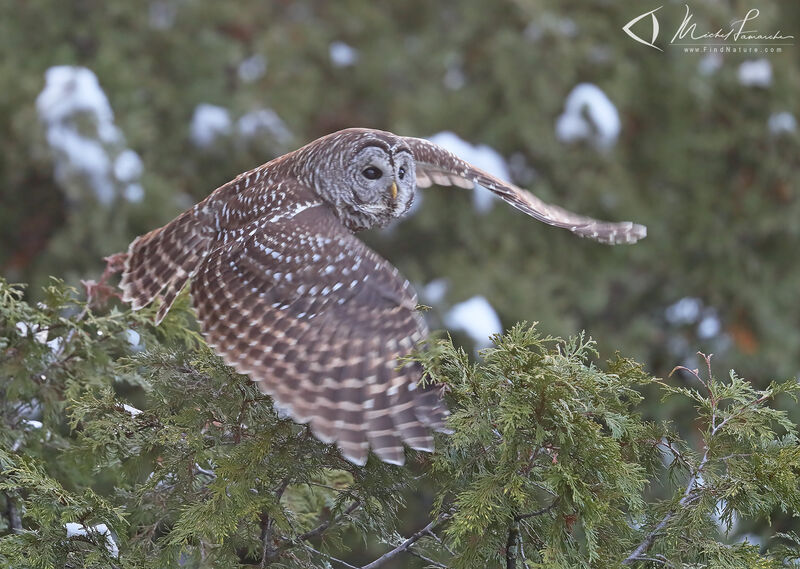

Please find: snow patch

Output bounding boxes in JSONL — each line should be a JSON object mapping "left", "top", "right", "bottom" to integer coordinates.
{"left": 237, "top": 109, "right": 292, "bottom": 145}
{"left": 736, "top": 533, "right": 763, "bottom": 548}
{"left": 697, "top": 313, "right": 721, "bottom": 339}
{"left": 124, "top": 183, "right": 145, "bottom": 203}
{"left": 113, "top": 149, "right": 143, "bottom": 182}
{"left": 122, "top": 404, "right": 142, "bottom": 417}
{"left": 738, "top": 59, "right": 772, "bottom": 87}
{"left": 14, "top": 401, "right": 42, "bottom": 422}
{"left": 555, "top": 83, "right": 621, "bottom": 150}
{"left": 273, "top": 401, "right": 293, "bottom": 420}
{"left": 37, "top": 67, "right": 114, "bottom": 128}
{"left": 420, "top": 278, "right": 448, "bottom": 304}
{"left": 665, "top": 297, "right": 702, "bottom": 325}
{"left": 443, "top": 55, "right": 466, "bottom": 90}
{"left": 427, "top": 131, "right": 511, "bottom": 213}
{"left": 768, "top": 111, "right": 797, "bottom": 135}
{"left": 666, "top": 297, "right": 727, "bottom": 346}
{"left": 238, "top": 54, "right": 267, "bottom": 83}
{"left": 148, "top": 1, "right": 177, "bottom": 30}
{"left": 192, "top": 105, "right": 291, "bottom": 149}
{"left": 16, "top": 321, "right": 48, "bottom": 344}
{"left": 444, "top": 296, "right": 502, "bottom": 349}
{"left": 46, "top": 336, "right": 64, "bottom": 353}
{"left": 36, "top": 66, "right": 145, "bottom": 204}
{"left": 65, "top": 522, "right": 119, "bottom": 558}
{"left": 329, "top": 41, "right": 359, "bottom": 67}
{"left": 125, "top": 328, "right": 141, "bottom": 347}
{"left": 190, "top": 104, "right": 231, "bottom": 148}
{"left": 443, "top": 66, "right": 466, "bottom": 90}
{"left": 698, "top": 53, "right": 723, "bottom": 76}
{"left": 16, "top": 321, "right": 64, "bottom": 352}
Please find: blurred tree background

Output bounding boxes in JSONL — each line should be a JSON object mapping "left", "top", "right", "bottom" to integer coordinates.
{"left": 1, "top": 0, "right": 800, "bottom": 565}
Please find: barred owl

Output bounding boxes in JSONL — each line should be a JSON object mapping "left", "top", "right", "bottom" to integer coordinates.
{"left": 119, "top": 128, "right": 646, "bottom": 466}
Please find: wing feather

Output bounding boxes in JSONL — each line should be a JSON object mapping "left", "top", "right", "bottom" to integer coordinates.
{"left": 191, "top": 203, "right": 446, "bottom": 465}
{"left": 405, "top": 136, "right": 647, "bottom": 245}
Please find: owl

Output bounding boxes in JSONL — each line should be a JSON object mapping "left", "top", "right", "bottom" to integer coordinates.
{"left": 119, "top": 128, "right": 646, "bottom": 466}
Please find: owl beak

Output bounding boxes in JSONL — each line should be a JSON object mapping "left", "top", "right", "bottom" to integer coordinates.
{"left": 389, "top": 181, "right": 398, "bottom": 200}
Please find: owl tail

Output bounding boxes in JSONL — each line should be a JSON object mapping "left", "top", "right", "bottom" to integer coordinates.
{"left": 119, "top": 208, "right": 212, "bottom": 324}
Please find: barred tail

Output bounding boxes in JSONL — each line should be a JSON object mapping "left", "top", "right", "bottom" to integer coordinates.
{"left": 119, "top": 209, "right": 212, "bottom": 324}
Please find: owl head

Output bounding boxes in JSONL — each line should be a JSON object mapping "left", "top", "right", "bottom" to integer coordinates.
{"left": 297, "top": 128, "right": 416, "bottom": 231}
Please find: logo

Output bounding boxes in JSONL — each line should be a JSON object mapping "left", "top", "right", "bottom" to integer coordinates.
{"left": 622, "top": 6, "right": 663, "bottom": 51}
{"left": 622, "top": 5, "right": 794, "bottom": 53}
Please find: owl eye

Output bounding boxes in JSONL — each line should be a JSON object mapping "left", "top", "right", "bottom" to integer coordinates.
{"left": 362, "top": 166, "right": 383, "bottom": 180}
{"left": 398, "top": 167, "right": 406, "bottom": 180}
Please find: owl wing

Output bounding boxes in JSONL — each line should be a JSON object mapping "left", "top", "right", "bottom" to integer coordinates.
{"left": 191, "top": 202, "right": 446, "bottom": 466}
{"left": 404, "top": 136, "right": 647, "bottom": 245}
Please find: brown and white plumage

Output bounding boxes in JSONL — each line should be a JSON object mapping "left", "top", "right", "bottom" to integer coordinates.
{"left": 118, "top": 127, "right": 646, "bottom": 466}
{"left": 406, "top": 137, "right": 646, "bottom": 244}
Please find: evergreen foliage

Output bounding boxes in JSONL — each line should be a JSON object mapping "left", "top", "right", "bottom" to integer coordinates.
{"left": 2, "top": 2, "right": 799, "bottom": 566}
{"left": 3, "top": 279, "right": 800, "bottom": 568}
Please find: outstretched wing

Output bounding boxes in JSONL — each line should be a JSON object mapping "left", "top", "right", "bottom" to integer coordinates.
{"left": 405, "top": 136, "right": 647, "bottom": 245}
{"left": 191, "top": 202, "right": 446, "bottom": 466}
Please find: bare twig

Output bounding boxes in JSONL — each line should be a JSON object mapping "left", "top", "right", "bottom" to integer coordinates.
{"left": 718, "top": 453, "right": 752, "bottom": 462}
{"left": 711, "top": 393, "right": 771, "bottom": 437}
{"left": 515, "top": 499, "right": 558, "bottom": 521}
{"left": 425, "top": 527, "right": 454, "bottom": 556}
{"left": 628, "top": 556, "right": 667, "bottom": 565}
{"left": 260, "top": 477, "right": 292, "bottom": 567}
{"left": 624, "top": 433, "right": 709, "bottom": 564}
{"left": 193, "top": 463, "right": 216, "bottom": 479}
{"left": 259, "top": 511, "right": 274, "bottom": 569}
{"left": 519, "top": 532, "right": 527, "bottom": 567}
{"left": 624, "top": 355, "right": 772, "bottom": 565}
{"left": 302, "top": 543, "right": 359, "bottom": 569}
{"left": 360, "top": 512, "right": 451, "bottom": 569}
{"left": 659, "top": 438, "right": 691, "bottom": 471}
{"left": 298, "top": 510, "right": 452, "bottom": 568}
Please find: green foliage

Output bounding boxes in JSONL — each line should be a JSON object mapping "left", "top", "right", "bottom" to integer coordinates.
{"left": 0, "top": 279, "right": 414, "bottom": 568}
{"left": 3, "top": 279, "right": 800, "bottom": 568}
{"left": 422, "top": 326, "right": 659, "bottom": 567}
{"left": 1, "top": 2, "right": 799, "bottom": 566}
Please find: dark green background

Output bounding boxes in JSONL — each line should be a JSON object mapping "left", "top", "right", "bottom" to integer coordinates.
{"left": 1, "top": 0, "right": 799, "bottom": 551}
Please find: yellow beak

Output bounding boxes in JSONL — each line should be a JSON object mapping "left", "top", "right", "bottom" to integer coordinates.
{"left": 390, "top": 181, "right": 398, "bottom": 200}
